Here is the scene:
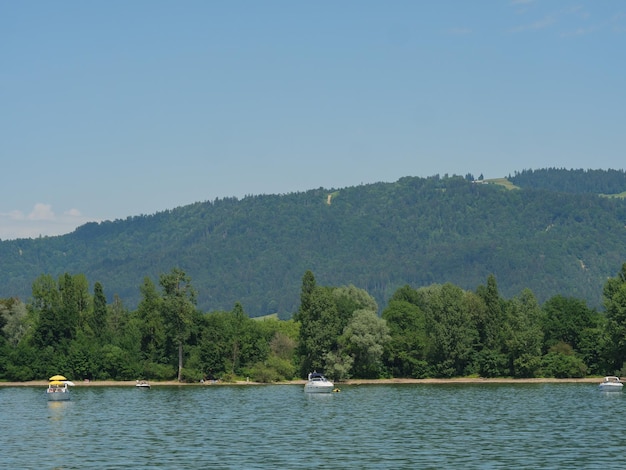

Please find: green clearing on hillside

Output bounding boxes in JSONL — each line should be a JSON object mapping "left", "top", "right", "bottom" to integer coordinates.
{"left": 253, "top": 313, "right": 279, "bottom": 321}
{"left": 486, "top": 178, "right": 520, "bottom": 190}
{"left": 602, "top": 192, "right": 626, "bottom": 199}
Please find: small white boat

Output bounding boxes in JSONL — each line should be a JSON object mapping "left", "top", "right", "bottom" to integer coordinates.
{"left": 136, "top": 380, "right": 151, "bottom": 389}
{"left": 46, "top": 375, "right": 74, "bottom": 401}
{"left": 304, "top": 372, "right": 334, "bottom": 393}
{"left": 599, "top": 376, "right": 623, "bottom": 391}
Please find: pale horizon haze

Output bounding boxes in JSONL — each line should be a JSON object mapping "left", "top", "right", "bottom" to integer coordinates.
{"left": 2, "top": 1, "right": 625, "bottom": 240}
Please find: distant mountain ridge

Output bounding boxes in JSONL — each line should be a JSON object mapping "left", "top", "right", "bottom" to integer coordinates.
{"left": 2, "top": 168, "right": 626, "bottom": 318}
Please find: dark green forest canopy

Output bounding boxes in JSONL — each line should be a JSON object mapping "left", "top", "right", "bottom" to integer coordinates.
{"left": 2, "top": 168, "right": 626, "bottom": 318}
{"left": 509, "top": 168, "right": 626, "bottom": 195}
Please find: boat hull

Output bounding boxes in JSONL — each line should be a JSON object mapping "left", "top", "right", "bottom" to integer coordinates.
{"left": 304, "top": 383, "right": 334, "bottom": 393}
{"left": 47, "top": 390, "right": 71, "bottom": 401}
{"left": 599, "top": 383, "right": 623, "bottom": 391}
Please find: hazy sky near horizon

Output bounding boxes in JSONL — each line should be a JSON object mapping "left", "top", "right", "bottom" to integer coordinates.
{"left": 2, "top": 1, "right": 625, "bottom": 240}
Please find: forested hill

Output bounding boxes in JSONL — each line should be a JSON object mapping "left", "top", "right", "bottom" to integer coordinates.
{"left": 2, "top": 169, "right": 626, "bottom": 318}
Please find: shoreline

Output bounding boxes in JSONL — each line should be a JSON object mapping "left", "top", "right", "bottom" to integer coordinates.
{"left": 0, "top": 377, "right": 602, "bottom": 387}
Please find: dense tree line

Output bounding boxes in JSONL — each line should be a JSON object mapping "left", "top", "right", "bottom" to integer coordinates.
{"left": 3, "top": 265, "right": 626, "bottom": 382}
{"left": 2, "top": 170, "right": 626, "bottom": 318}
{"left": 0, "top": 269, "right": 299, "bottom": 383}
{"left": 510, "top": 168, "right": 626, "bottom": 195}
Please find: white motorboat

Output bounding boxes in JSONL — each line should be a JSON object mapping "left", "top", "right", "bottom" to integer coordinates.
{"left": 598, "top": 376, "right": 623, "bottom": 391}
{"left": 304, "top": 372, "right": 334, "bottom": 393}
{"left": 46, "top": 375, "right": 74, "bottom": 401}
{"left": 136, "top": 380, "right": 151, "bottom": 389}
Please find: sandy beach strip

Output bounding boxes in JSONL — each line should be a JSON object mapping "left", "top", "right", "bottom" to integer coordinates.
{"left": 0, "top": 377, "right": 602, "bottom": 387}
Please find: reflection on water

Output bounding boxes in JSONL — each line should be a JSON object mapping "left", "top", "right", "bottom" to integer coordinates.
{"left": 48, "top": 400, "right": 72, "bottom": 410}
{"left": 1, "top": 383, "right": 625, "bottom": 468}
{"left": 47, "top": 400, "right": 71, "bottom": 421}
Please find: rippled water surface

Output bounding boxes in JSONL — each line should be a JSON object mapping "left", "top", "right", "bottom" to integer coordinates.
{"left": 2, "top": 383, "right": 625, "bottom": 469}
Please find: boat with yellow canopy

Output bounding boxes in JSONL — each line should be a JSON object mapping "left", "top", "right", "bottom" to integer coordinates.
{"left": 46, "top": 375, "right": 74, "bottom": 401}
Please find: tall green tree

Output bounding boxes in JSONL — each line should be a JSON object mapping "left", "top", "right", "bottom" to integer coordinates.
{"left": 475, "top": 274, "right": 505, "bottom": 351}
{"left": 58, "top": 273, "right": 90, "bottom": 337}
{"left": 603, "top": 263, "right": 626, "bottom": 371}
{"left": 419, "top": 284, "right": 479, "bottom": 377}
{"left": 224, "top": 301, "right": 254, "bottom": 375}
{"left": 136, "top": 277, "right": 166, "bottom": 365}
{"left": 159, "top": 268, "right": 197, "bottom": 382}
{"left": 505, "top": 289, "right": 544, "bottom": 378}
{"left": 197, "top": 311, "right": 231, "bottom": 377}
{"left": 382, "top": 294, "right": 428, "bottom": 378}
{"left": 473, "top": 275, "right": 509, "bottom": 377}
{"left": 31, "top": 274, "right": 63, "bottom": 350}
{"left": 91, "top": 282, "right": 108, "bottom": 341}
{"left": 298, "top": 270, "right": 316, "bottom": 317}
{"left": 108, "top": 294, "right": 128, "bottom": 342}
{"left": 296, "top": 285, "right": 339, "bottom": 376}
{"left": 339, "top": 308, "right": 390, "bottom": 378}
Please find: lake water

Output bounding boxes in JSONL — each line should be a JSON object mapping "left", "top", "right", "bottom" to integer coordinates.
{"left": 1, "top": 383, "right": 623, "bottom": 469}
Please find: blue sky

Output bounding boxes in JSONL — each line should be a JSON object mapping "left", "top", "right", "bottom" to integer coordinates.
{"left": 2, "top": 1, "right": 625, "bottom": 240}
